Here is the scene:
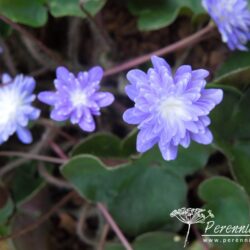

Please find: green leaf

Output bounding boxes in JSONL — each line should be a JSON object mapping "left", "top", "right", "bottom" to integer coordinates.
{"left": 71, "top": 133, "right": 122, "bottom": 158}
{"left": 209, "top": 86, "right": 241, "bottom": 151}
{"left": 10, "top": 162, "right": 47, "bottom": 206}
{"left": 71, "top": 130, "right": 138, "bottom": 160}
{"left": 61, "top": 155, "right": 186, "bottom": 235}
{"left": 214, "top": 50, "right": 250, "bottom": 88}
{"left": 105, "top": 232, "right": 183, "bottom": 250}
{"left": 229, "top": 141, "right": 250, "bottom": 195}
{"left": 231, "top": 88, "right": 250, "bottom": 139}
{"left": 49, "top": 0, "right": 106, "bottom": 18}
{"left": 199, "top": 177, "right": 250, "bottom": 250}
{"left": 0, "top": 0, "right": 47, "bottom": 27}
{"left": 120, "top": 129, "right": 138, "bottom": 157}
{"left": 0, "top": 186, "right": 14, "bottom": 227}
{"left": 127, "top": 0, "right": 205, "bottom": 31}
{"left": 136, "top": 143, "right": 213, "bottom": 177}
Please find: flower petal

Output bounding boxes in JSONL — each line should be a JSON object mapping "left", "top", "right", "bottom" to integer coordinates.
{"left": 158, "top": 141, "right": 178, "bottom": 161}
{"left": 136, "top": 128, "right": 158, "bottom": 153}
{"left": 38, "top": 91, "right": 57, "bottom": 105}
{"left": 16, "top": 127, "right": 32, "bottom": 144}
{"left": 151, "top": 56, "right": 171, "bottom": 74}
{"left": 123, "top": 108, "right": 148, "bottom": 125}
{"left": 191, "top": 128, "right": 213, "bottom": 144}
{"left": 56, "top": 66, "right": 70, "bottom": 80}
{"left": 93, "top": 92, "right": 114, "bottom": 107}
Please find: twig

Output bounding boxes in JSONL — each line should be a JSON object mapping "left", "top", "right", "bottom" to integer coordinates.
{"left": 0, "top": 37, "right": 17, "bottom": 75}
{"left": 97, "top": 224, "right": 110, "bottom": 250}
{"left": 0, "top": 151, "right": 66, "bottom": 165}
{"left": 79, "top": 0, "right": 113, "bottom": 50}
{"left": 29, "top": 67, "right": 51, "bottom": 77}
{"left": 104, "top": 24, "right": 216, "bottom": 77}
{"left": 37, "top": 119, "right": 78, "bottom": 143}
{"left": 21, "top": 35, "right": 55, "bottom": 68}
{"left": 0, "top": 127, "right": 55, "bottom": 177}
{"left": 38, "top": 163, "right": 72, "bottom": 189}
{"left": 76, "top": 204, "right": 98, "bottom": 246}
{"left": 97, "top": 203, "right": 133, "bottom": 250}
{"left": 67, "top": 17, "right": 83, "bottom": 68}
{"left": 0, "top": 15, "right": 65, "bottom": 65}
{"left": 0, "top": 191, "right": 75, "bottom": 242}
{"left": 48, "top": 140, "right": 69, "bottom": 160}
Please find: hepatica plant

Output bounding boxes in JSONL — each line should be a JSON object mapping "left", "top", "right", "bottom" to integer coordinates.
{"left": 123, "top": 56, "right": 223, "bottom": 160}
{"left": 2, "top": 1, "right": 250, "bottom": 249}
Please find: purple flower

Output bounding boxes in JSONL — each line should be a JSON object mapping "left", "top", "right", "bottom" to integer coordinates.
{"left": 38, "top": 66, "right": 114, "bottom": 132}
{"left": 123, "top": 56, "right": 223, "bottom": 161}
{"left": 202, "top": 0, "right": 250, "bottom": 50}
{"left": 0, "top": 74, "right": 40, "bottom": 144}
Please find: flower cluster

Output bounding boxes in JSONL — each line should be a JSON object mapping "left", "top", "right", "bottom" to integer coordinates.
{"left": 0, "top": 74, "right": 40, "bottom": 144}
{"left": 0, "top": 57, "right": 223, "bottom": 164}
{"left": 203, "top": 0, "right": 250, "bottom": 50}
{"left": 38, "top": 66, "right": 114, "bottom": 132}
{"left": 123, "top": 56, "right": 223, "bottom": 161}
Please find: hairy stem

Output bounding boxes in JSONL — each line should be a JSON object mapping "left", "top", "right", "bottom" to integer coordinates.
{"left": 104, "top": 24, "right": 216, "bottom": 77}
{"left": 97, "top": 203, "right": 133, "bottom": 250}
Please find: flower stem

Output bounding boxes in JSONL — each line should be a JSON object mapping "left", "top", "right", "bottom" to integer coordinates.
{"left": 104, "top": 24, "right": 216, "bottom": 77}
{"left": 97, "top": 203, "right": 133, "bottom": 250}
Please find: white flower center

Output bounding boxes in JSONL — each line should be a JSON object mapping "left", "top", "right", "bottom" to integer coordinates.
{"left": 0, "top": 86, "right": 22, "bottom": 126}
{"left": 158, "top": 96, "right": 186, "bottom": 120}
{"left": 71, "top": 90, "right": 88, "bottom": 107}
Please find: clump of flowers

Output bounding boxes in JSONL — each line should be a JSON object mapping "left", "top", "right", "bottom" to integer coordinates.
{"left": 123, "top": 56, "right": 223, "bottom": 161}
{"left": 38, "top": 66, "right": 114, "bottom": 132}
{"left": 202, "top": 0, "right": 250, "bottom": 50}
{"left": 0, "top": 74, "right": 40, "bottom": 144}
